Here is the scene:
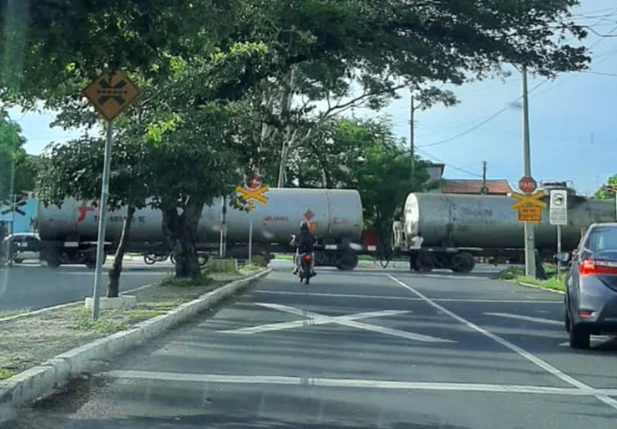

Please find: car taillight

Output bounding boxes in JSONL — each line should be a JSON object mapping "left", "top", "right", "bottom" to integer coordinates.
{"left": 304, "top": 254, "right": 312, "bottom": 262}
{"left": 580, "top": 259, "right": 617, "bottom": 276}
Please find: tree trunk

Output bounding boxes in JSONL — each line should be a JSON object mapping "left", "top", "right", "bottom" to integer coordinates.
{"left": 161, "top": 197, "right": 204, "bottom": 279}
{"left": 107, "top": 205, "right": 135, "bottom": 298}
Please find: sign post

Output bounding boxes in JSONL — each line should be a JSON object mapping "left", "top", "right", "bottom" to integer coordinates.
{"left": 236, "top": 175, "right": 269, "bottom": 264}
{"left": 83, "top": 72, "right": 139, "bottom": 321}
{"left": 518, "top": 175, "right": 538, "bottom": 277}
{"left": 549, "top": 189, "right": 568, "bottom": 278}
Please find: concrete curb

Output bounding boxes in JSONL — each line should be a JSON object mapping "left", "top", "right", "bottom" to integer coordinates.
{"left": 0, "top": 282, "right": 158, "bottom": 324}
{"left": 516, "top": 280, "right": 565, "bottom": 295}
{"left": 0, "top": 268, "right": 271, "bottom": 416}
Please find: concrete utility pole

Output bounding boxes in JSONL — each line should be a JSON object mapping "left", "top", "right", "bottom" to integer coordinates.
{"left": 522, "top": 65, "right": 537, "bottom": 278}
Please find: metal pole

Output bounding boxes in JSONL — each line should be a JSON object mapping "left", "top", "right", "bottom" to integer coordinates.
{"left": 522, "top": 66, "right": 536, "bottom": 278}
{"left": 91, "top": 121, "right": 113, "bottom": 321}
{"left": 556, "top": 224, "right": 562, "bottom": 279}
{"left": 9, "top": 158, "right": 15, "bottom": 237}
{"left": 220, "top": 195, "right": 227, "bottom": 257}
{"left": 248, "top": 212, "right": 253, "bottom": 264}
{"left": 410, "top": 93, "right": 415, "bottom": 174}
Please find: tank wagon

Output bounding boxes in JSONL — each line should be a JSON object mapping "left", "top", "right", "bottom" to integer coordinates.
{"left": 35, "top": 188, "right": 364, "bottom": 270}
{"left": 385, "top": 190, "right": 616, "bottom": 273}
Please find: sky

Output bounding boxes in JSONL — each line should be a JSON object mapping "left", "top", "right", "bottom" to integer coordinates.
{"left": 9, "top": 0, "right": 617, "bottom": 196}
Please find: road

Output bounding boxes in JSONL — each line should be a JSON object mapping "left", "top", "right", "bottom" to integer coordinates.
{"left": 0, "top": 260, "right": 172, "bottom": 313}
{"left": 4, "top": 264, "right": 617, "bottom": 428}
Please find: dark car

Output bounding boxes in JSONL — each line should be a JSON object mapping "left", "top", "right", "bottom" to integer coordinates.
{"left": 561, "top": 223, "right": 617, "bottom": 349}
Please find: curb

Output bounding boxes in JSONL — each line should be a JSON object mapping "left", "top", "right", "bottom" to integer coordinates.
{"left": 0, "top": 268, "right": 271, "bottom": 417}
{"left": 515, "top": 281, "right": 565, "bottom": 295}
{"left": 0, "top": 282, "right": 158, "bottom": 324}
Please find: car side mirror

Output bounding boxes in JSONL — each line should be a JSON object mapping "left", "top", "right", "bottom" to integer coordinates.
{"left": 554, "top": 252, "right": 570, "bottom": 264}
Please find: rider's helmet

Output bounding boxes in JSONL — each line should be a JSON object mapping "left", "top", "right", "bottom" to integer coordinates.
{"left": 300, "top": 221, "right": 309, "bottom": 232}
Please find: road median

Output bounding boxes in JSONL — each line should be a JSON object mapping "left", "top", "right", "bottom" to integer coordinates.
{"left": 0, "top": 265, "right": 270, "bottom": 419}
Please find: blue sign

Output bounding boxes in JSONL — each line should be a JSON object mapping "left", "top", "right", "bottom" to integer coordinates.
{"left": 0, "top": 196, "right": 38, "bottom": 234}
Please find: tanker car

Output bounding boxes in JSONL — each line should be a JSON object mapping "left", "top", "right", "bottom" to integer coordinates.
{"left": 384, "top": 188, "right": 617, "bottom": 273}
{"left": 35, "top": 188, "right": 364, "bottom": 270}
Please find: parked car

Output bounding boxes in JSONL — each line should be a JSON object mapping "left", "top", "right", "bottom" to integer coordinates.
{"left": 1, "top": 232, "right": 41, "bottom": 264}
{"left": 559, "top": 223, "right": 617, "bottom": 349}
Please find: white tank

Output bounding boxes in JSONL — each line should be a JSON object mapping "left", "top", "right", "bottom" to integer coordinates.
{"left": 37, "top": 188, "right": 364, "bottom": 244}
{"left": 403, "top": 193, "right": 616, "bottom": 251}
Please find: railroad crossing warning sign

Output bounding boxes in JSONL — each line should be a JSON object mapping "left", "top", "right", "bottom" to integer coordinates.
{"left": 518, "top": 206, "right": 542, "bottom": 223}
{"left": 511, "top": 191, "right": 546, "bottom": 210}
{"left": 511, "top": 191, "right": 545, "bottom": 224}
{"left": 518, "top": 176, "right": 538, "bottom": 195}
{"left": 0, "top": 197, "right": 27, "bottom": 216}
{"left": 236, "top": 185, "right": 269, "bottom": 206}
{"left": 83, "top": 72, "right": 139, "bottom": 122}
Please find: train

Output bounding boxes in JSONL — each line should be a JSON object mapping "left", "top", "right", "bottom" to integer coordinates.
{"left": 34, "top": 188, "right": 365, "bottom": 270}
{"left": 386, "top": 187, "right": 617, "bottom": 273}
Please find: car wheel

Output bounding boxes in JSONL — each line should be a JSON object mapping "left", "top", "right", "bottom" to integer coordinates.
{"left": 569, "top": 322, "right": 591, "bottom": 349}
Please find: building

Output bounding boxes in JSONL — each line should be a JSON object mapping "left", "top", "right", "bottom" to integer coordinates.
{"left": 426, "top": 163, "right": 512, "bottom": 196}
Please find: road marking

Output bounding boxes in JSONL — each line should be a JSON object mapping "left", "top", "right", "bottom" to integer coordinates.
{"left": 104, "top": 370, "right": 617, "bottom": 397}
{"left": 253, "top": 290, "right": 561, "bottom": 304}
{"left": 387, "top": 274, "right": 617, "bottom": 411}
{"left": 484, "top": 312, "right": 562, "bottom": 326}
{"left": 219, "top": 302, "right": 453, "bottom": 343}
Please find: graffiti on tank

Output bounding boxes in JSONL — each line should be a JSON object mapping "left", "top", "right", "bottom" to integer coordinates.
{"left": 264, "top": 216, "right": 289, "bottom": 222}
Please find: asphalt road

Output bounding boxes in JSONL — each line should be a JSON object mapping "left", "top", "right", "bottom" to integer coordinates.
{"left": 4, "top": 265, "right": 617, "bottom": 428}
{"left": 0, "top": 260, "right": 173, "bottom": 313}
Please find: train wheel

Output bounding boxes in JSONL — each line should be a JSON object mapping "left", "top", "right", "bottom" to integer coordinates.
{"left": 336, "top": 250, "right": 358, "bottom": 271}
{"left": 197, "top": 254, "right": 209, "bottom": 267}
{"left": 450, "top": 252, "right": 475, "bottom": 273}
{"left": 415, "top": 252, "right": 434, "bottom": 273}
{"left": 170, "top": 253, "right": 176, "bottom": 264}
{"left": 144, "top": 255, "right": 156, "bottom": 265}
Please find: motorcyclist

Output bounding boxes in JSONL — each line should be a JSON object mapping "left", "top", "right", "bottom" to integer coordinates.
{"left": 292, "top": 221, "right": 316, "bottom": 275}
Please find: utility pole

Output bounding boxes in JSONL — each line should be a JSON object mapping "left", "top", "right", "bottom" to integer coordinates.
{"left": 410, "top": 92, "right": 415, "bottom": 174}
{"left": 522, "top": 65, "right": 537, "bottom": 278}
{"left": 481, "top": 161, "right": 488, "bottom": 194}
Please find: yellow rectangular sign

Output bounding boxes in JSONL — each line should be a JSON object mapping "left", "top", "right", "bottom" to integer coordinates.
{"left": 518, "top": 205, "right": 542, "bottom": 223}
{"left": 511, "top": 191, "right": 546, "bottom": 210}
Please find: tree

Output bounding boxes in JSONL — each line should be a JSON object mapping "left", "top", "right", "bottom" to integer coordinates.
{"left": 0, "top": 111, "right": 37, "bottom": 202}
{"left": 594, "top": 176, "right": 617, "bottom": 200}
{"left": 0, "top": 0, "right": 240, "bottom": 105}
{"left": 37, "top": 134, "right": 150, "bottom": 297}
{"left": 292, "top": 116, "right": 433, "bottom": 231}
{"left": 228, "top": 0, "right": 590, "bottom": 186}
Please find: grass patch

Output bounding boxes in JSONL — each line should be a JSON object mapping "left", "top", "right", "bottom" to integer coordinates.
{"left": 498, "top": 264, "right": 565, "bottom": 292}
{"left": 0, "top": 369, "right": 13, "bottom": 380}
{"left": 73, "top": 308, "right": 128, "bottom": 334}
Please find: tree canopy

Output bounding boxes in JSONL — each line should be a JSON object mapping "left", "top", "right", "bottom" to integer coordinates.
{"left": 0, "top": 111, "right": 37, "bottom": 202}
{"left": 12, "top": 0, "right": 593, "bottom": 280}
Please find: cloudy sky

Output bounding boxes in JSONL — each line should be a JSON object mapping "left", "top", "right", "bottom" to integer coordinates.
{"left": 10, "top": 0, "right": 617, "bottom": 196}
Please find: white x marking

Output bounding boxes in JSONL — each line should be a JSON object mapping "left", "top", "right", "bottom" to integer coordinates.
{"left": 218, "top": 303, "right": 454, "bottom": 343}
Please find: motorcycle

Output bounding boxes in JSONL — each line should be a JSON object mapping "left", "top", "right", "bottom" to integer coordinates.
{"left": 297, "top": 252, "right": 315, "bottom": 284}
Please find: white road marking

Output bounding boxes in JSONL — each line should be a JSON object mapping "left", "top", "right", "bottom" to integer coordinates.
{"left": 219, "top": 302, "right": 454, "bottom": 343}
{"left": 387, "top": 274, "right": 617, "bottom": 411}
{"left": 253, "top": 290, "right": 561, "bottom": 304}
{"left": 484, "top": 312, "right": 562, "bottom": 326}
{"left": 104, "top": 370, "right": 617, "bottom": 397}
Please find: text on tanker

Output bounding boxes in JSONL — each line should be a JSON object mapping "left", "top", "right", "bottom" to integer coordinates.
{"left": 92, "top": 215, "right": 147, "bottom": 223}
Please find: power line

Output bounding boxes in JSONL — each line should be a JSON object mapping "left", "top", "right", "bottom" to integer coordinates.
{"left": 419, "top": 20, "right": 617, "bottom": 149}
{"left": 415, "top": 147, "right": 482, "bottom": 178}
{"left": 419, "top": 79, "right": 548, "bottom": 148}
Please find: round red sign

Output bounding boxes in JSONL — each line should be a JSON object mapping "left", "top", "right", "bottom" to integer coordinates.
{"left": 518, "top": 176, "right": 537, "bottom": 194}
